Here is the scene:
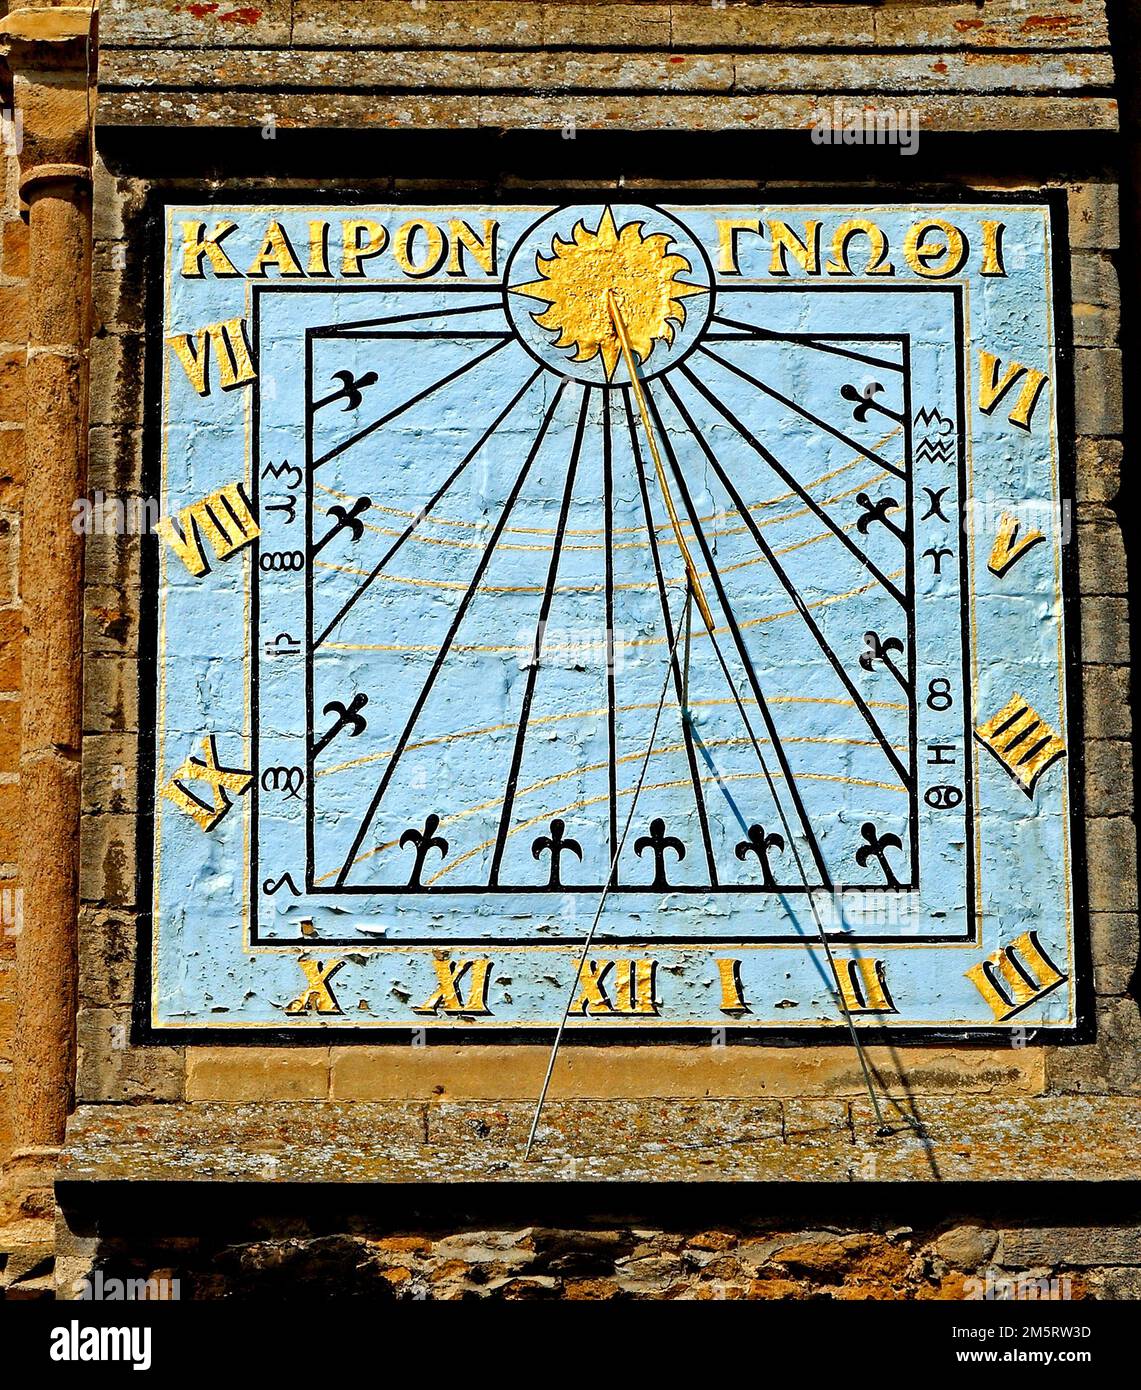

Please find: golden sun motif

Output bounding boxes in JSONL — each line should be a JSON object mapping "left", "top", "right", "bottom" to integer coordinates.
{"left": 511, "top": 207, "right": 707, "bottom": 380}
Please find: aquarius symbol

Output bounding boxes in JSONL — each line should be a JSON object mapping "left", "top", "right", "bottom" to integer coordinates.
{"left": 734, "top": 824, "right": 785, "bottom": 889}
{"left": 400, "top": 814, "right": 449, "bottom": 887}
{"left": 312, "top": 693, "right": 368, "bottom": 756}
{"left": 634, "top": 817, "right": 686, "bottom": 890}
{"left": 313, "top": 369, "right": 380, "bottom": 413}
{"left": 855, "top": 492, "right": 905, "bottom": 541}
{"left": 854, "top": 821, "right": 903, "bottom": 888}
{"left": 841, "top": 381, "right": 903, "bottom": 424}
{"left": 531, "top": 818, "right": 583, "bottom": 888}
{"left": 312, "top": 496, "right": 372, "bottom": 555}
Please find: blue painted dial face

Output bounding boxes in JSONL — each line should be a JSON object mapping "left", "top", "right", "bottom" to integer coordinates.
{"left": 149, "top": 202, "right": 1078, "bottom": 1033}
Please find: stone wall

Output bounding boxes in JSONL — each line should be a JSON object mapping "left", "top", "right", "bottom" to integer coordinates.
{"left": 0, "top": 20, "right": 26, "bottom": 1217}
{"left": 55, "top": 1199, "right": 1141, "bottom": 1301}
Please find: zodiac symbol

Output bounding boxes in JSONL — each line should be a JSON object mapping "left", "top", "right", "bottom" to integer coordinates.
{"left": 265, "top": 494, "right": 298, "bottom": 524}
{"left": 261, "top": 460, "right": 303, "bottom": 490}
{"left": 264, "top": 632, "right": 300, "bottom": 658}
{"left": 923, "top": 544, "right": 955, "bottom": 576}
{"left": 260, "top": 765, "right": 305, "bottom": 800}
{"left": 920, "top": 486, "right": 951, "bottom": 522}
{"left": 263, "top": 873, "right": 301, "bottom": 896}
{"left": 259, "top": 550, "right": 305, "bottom": 572}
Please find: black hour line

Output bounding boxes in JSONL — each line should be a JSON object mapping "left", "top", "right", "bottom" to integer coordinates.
{"left": 313, "top": 365, "right": 544, "bottom": 650}
{"left": 622, "top": 388, "right": 719, "bottom": 889}
{"left": 310, "top": 336, "right": 513, "bottom": 469}
{"left": 707, "top": 315, "right": 906, "bottom": 375}
{"left": 699, "top": 344, "right": 907, "bottom": 481}
{"left": 678, "top": 363, "right": 907, "bottom": 608}
{"left": 640, "top": 384, "right": 833, "bottom": 889}
{"left": 320, "top": 331, "right": 511, "bottom": 340}
{"left": 333, "top": 380, "right": 570, "bottom": 889}
{"left": 657, "top": 374, "right": 912, "bottom": 793}
{"left": 313, "top": 300, "right": 506, "bottom": 335}
{"left": 488, "top": 388, "right": 591, "bottom": 888}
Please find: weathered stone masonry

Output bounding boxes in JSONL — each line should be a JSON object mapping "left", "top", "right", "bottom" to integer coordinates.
{"left": 2, "top": 0, "right": 1141, "bottom": 1297}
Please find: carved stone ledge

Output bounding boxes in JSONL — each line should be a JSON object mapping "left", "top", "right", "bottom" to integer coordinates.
{"left": 59, "top": 1097, "right": 1141, "bottom": 1186}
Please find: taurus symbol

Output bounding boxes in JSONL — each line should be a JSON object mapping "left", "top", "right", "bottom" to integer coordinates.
{"left": 312, "top": 496, "right": 372, "bottom": 555}
{"left": 734, "top": 824, "right": 785, "bottom": 889}
{"left": 313, "top": 370, "right": 380, "bottom": 413}
{"left": 855, "top": 492, "right": 905, "bottom": 541}
{"left": 312, "top": 693, "right": 369, "bottom": 756}
{"left": 854, "top": 821, "right": 903, "bottom": 888}
{"left": 400, "top": 814, "right": 449, "bottom": 887}
{"left": 841, "top": 381, "right": 904, "bottom": 424}
{"left": 634, "top": 818, "right": 686, "bottom": 890}
{"left": 531, "top": 818, "right": 583, "bottom": 888}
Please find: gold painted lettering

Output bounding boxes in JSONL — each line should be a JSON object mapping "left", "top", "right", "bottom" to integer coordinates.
{"left": 447, "top": 219, "right": 499, "bottom": 277}
{"left": 179, "top": 219, "right": 241, "bottom": 278}
{"left": 155, "top": 482, "right": 260, "bottom": 578}
{"left": 393, "top": 219, "right": 448, "bottom": 278}
{"left": 167, "top": 317, "right": 257, "bottom": 397}
{"left": 285, "top": 957, "right": 346, "bottom": 1015}
{"left": 716, "top": 958, "right": 749, "bottom": 1014}
{"left": 825, "top": 219, "right": 895, "bottom": 277}
{"left": 836, "top": 958, "right": 896, "bottom": 1014}
{"left": 161, "top": 735, "right": 252, "bottom": 832}
{"left": 715, "top": 218, "right": 763, "bottom": 275}
{"left": 413, "top": 958, "right": 492, "bottom": 1016}
{"left": 965, "top": 931, "right": 1067, "bottom": 1021}
{"left": 247, "top": 221, "right": 305, "bottom": 278}
{"left": 978, "top": 349, "right": 1048, "bottom": 431}
{"left": 767, "top": 219, "right": 822, "bottom": 277}
{"left": 341, "top": 220, "right": 388, "bottom": 277}
{"left": 980, "top": 220, "right": 1007, "bottom": 277}
{"left": 975, "top": 693, "right": 1066, "bottom": 797}
{"left": 570, "top": 959, "right": 658, "bottom": 1016}
{"left": 902, "top": 219, "right": 968, "bottom": 278}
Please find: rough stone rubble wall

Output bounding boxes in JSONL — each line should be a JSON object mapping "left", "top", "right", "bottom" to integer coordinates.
{"left": 67, "top": 1212, "right": 1141, "bottom": 1301}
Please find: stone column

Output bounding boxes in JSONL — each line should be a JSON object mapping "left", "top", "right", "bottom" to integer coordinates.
{"left": 0, "top": 1, "right": 94, "bottom": 1220}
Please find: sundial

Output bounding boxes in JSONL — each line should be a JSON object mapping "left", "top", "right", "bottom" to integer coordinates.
{"left": 148, "top": 200, "right": 1080, "bottom": 1034}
